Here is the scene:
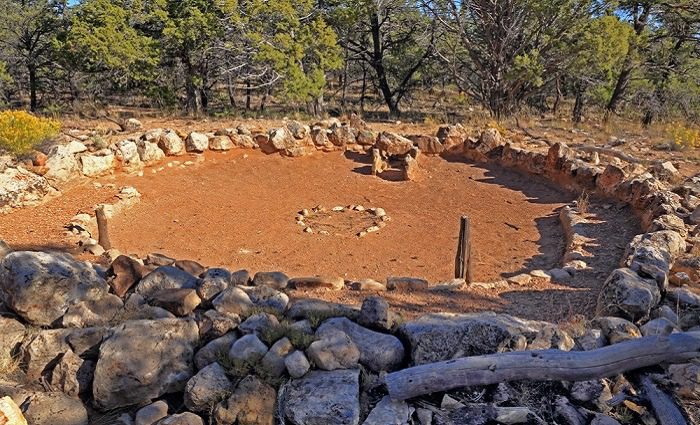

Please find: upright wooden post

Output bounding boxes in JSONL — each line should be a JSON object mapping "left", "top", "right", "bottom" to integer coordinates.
{"left": 95, "top": 205, "right": 112, "bottom": 251}
{"left": 455, "top": 216, "right": 472, "bottom": 283}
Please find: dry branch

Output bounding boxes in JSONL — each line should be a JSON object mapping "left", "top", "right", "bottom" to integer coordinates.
{"left": 571, "top": 144, "right": 649, "bottom": 165}
{"left": 385, "top": 332, "right": 700, "bottom": 400}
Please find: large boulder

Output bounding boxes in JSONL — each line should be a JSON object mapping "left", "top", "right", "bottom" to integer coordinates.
{"left": 624, "top": 231, "right": 686, "bottom": 280}
{"left": 317, "top": 317, "right": 403, "bottom": 372}
{"left": 134, "top": 266, "right": 199, "bottom": 299}
{"left": 0, "top": 251, "right": 110, "bottom": 326}
{"left": 376, "top": 132, "right": 413, "bottom": 156}
{"left": 93, "top": 318, "right": 199, "bottom": 409}
{"left": 184, "top": 362, "right": 232, "bottom": 412}
{"left": 137, "top": 140, "right": 166, "bottom": 164}
{"left": 116, "top": 140, "right": 142, "bottom": 172}
{"left": 0, "top": 167, "right": 53, "bottom": 211}
{"left": 306, "top": 329, "right": 360, "bottom": 371}
{"left": 158, "top": 130, "right": 185, "bottom": 156}
{"left": 44, "top": 145, "right": 79, "bottom": 183}
{"left": 185, "top": 132, "right": 209, "bottom": 153}
{"left": 214, "top": 375, "right": 276, "bottom": 425}
{"left": 266, "top": 127, "right": 315, "bottom": 157}
{"left": 597, "top": 268, "right": 662, "bottom": 322}
{"left": 22, "top": 329, "right": 72, "bottom": 379}
{"left": 21, "top": 392, "right": 88, "bottom": 425}
{"left": 283, "top": 369, "right": 360, "bottom": 425}
{"left": 399, "top": 312, "right": 572, "bottom": 365}
{"left": 80, "top": 152, "right": 115, "bottom": 177}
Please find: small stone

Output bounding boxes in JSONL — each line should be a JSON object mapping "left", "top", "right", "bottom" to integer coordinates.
{"left": 239, "top": 313, "right": 280, "bottom": 335}
{"left": 548, "top": 268, "right": 573, "bottom": 282}
{"left": 640, "top": 317, "right": 677, "bottom": 336}
{"left": 212, "top": 286, "right": 254, "bottom": 316}
{"left": 260, "top": 337, "right": 294, "bottom": 377}
{"left": 593, "top": 317, "right": 641, "bottom": 344}
{"left": 289, "top": 276, "right": 345, "bottom": 291}
{"left": 156, "top": 413, "right": 203, "bottom": 425}
{"left": 213, "top": 375, "right": 275, "bottom": 425}
{"left": 332, "top": 206, "right": 345, "bottom": 212}
{"left": 304, "top": 227, "right": 313, "bottom": 233}
{"left": 359, "top": 296, "right": 393, "bottom": 330}
{"left": 228, "top": 334, "right": 268, "bottom": 364}
{"left": 373, "top": 208, "right": 386, "bottom": 217}
{"left": 306, "top": 329, "right": 360, "bottom": 370}
{"left": 506, "top": 273, "right": 532, "bottom": 286}
{"left": 362, "top": 395, "right": 410, "bottom": 425}
{"left": 184, "top": 362, "right": 233, "bottom": 412}
{"left": 252, "top": 271, "right": 289, "bottom": 290}
{"left": 194, "top": 332, "right": 238, "bottom": 370}
{"left": 284, "top": 350, "right": 311, "bottom": 378}
{"left": 22, "top": 392, "right": 88, "bottom": 425}
{"left": 135, "top": 401, "right": 169, "bottom": 425}
{"left": 150, "top": 288, "right": 201, "bottom": 316}
{"left": 387, "top": 276, "right": 429, "bottom": 291}
{"left": 349, "top": 278, "right": 387, "bottom": 291}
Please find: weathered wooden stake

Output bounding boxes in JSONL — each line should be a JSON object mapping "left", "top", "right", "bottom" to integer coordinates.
{"left": 455, "top": 216, "right": 472, "bottom": 283}
{"left": 95, "top": 205, "right": 112, "bottom": 251}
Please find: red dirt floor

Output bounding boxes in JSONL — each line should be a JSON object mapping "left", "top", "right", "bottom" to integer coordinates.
{"left": 0, "top": 150, "right": 641, "bottom": 321}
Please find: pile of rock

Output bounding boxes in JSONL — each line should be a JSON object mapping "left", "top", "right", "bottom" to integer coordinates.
{"left": 0, "top": 243, "right": 698, "bottom": 425}
{"left": 295, "top": 205, "right": 390, "bottom": 237}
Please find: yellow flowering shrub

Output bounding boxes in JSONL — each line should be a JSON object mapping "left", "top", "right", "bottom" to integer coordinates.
{"left": 667, "top": 122, "right": 700, "bottom": 151}
{"left": 0, "top": 110, "right": 61, "bottom": 155}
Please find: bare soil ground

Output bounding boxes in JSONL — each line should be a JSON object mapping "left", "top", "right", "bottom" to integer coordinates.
{"left": 0, "top": 145, "right": 640, "bottom": 321}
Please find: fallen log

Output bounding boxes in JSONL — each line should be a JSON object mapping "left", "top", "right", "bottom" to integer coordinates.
{"left": 385, "top": 332, "right": 700, "bottom": 400}
{"left": 571, "top": 144, "right": 649, "bottom": 165}
{"left": 638, "top": 374, "right": 689, "bottom": 425}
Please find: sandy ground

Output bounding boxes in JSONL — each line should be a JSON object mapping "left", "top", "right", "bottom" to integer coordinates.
{"left": 0, "top": 149, "right": 642, "bottom": 321}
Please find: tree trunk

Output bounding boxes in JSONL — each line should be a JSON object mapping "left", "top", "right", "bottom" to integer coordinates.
{"left": 28, "top": 65, "right": 37, "bottom": 112}
{"left": 183, "top": 58, "right": 201, "bottom": 116}
{"left": 227, "top": 73, "right": 236, "bottom": 108}
{"left": 606, "top": 4, "right": 651, "bottom": 117}
{"left": 572, "top": 83, "right": 585, "bottom": 124}
{"left": 245, "top": 79, "right": 251, "bottom": 110}
{"left": 369, "top": 10, "right": 400, "bottom": 119}
{"left": 360, "top": 65, "right": 367, "bottom": 114}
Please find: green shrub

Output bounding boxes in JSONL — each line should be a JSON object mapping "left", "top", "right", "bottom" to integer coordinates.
{"left": 0, "top": 110, "right": 61, "bottom": 154}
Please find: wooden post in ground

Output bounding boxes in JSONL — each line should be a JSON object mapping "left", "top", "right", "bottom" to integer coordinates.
{"left": 455, "top": 216, "right": 472, "bottom": 283}
{"left": 95, "top": 205, "right": 112, "bottom": 251}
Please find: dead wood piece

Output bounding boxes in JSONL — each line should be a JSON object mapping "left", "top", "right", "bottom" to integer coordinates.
{"left": 385, "top": 332, "right": 700, "bottom": 400}
{"left": 639, "top": 374, "right": 689, "bottom": 425}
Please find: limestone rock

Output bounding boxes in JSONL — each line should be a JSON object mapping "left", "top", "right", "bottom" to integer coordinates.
{"left": 408, "top": 135, "right": 443, "bottom": 155}
{"left": 289, "top": 276, "right": 345, "bottom": 291}
{"left": 252, "top": 271, "right": 289, "bottom": 290}
{"left": 230, "top": 134, "right": 257, "bottom": 149}
{"left": 668, "top": 363, "right": 700, "bottom": 398}
{"left": 184, "top": 362, "right": 232, "bottom": 412}
{"left": 228, "top": 334, "right": 268, "bottom": 364}
{"left": 592, "top": 317, "right": 641, "bottom": 344}
{"left": 117, "top": 140, "right": 143, "bottom": 172}
{"left": 93, "top": 319, "right": 199, "bottom": 409}
{"left": 124, "top": 118, "right": 143, "bottom": 131}
{"left": 197, "top": 268, "right": 231, "bottom": 302}
{"left": 80, "top": 153, "right": 115, "bottom": 177}
{"left": 640, "top": 317, "right": 677, "bottom": 336}
{"left": 0, "top": 167, "right": 53, "bottom": 211}
{"left": 194, "top": 332, "right": 237, "bottom": 370}
{"left": 135, "top": 266, "right": 199, "bottom": 299}
{"left": 158, "top": 131, "right": 185, "bottom": 156}
{"left": 307, "top": 329, "right": 360, "bottom": 370}
{"left": 403, "top": 155, "right": 419, "bottom": 181}
{"left": 283, "top": 369, "right": 360, "bottom": 425}
{"left": 387, "top": 276, "right": 429, "bottom": 291}
{"left": 240, "top": 285, "right": 289, "bottom": 315}
{"left": 214, "top": 375, "right": 275, "bottom": 425}
{"left": 317, "top": 317, "right": 403, "bottom": 372}
{"left": 200, "top": 309, "right": 240, "bottom": 339}
{"left": 362, "top": 396, "right": 410, "bottom": 425}
{"left": 22, "top": 392, "right": 88, "bottom": 425}
{"left": 350, "top": 278, "right": 387, "bottom": 292}
{"left": 624, "top": 231, "right": 686, "bottom": 278}
{"left": 376, "top": 132, "right": 413, "bottom": 156}
{"left": 49, "top": 350, "right": 92, "bottom": 398}
{"left": 239, "top": 312, "right": 280, "bottom": 335}
{"left": 108, "top": 255, "right": 149, "bottom": 298}
{"left": 185, "top": 132, "right": 209, "bottom": 153}
{"left": 151, "top": 288, "right": 201, "bottom": 316}
{"left": 0, "top": 251, "right": 109, "bottom": 326}
{"left": 209, "top": 135, "right": 233, "bottom": 151}
{"left": 400, "top": 312, "right": 571, "bottom": 365}
{"left": 62, "top": 294, "right": 123, "bottom": 328}
{"left": 22, "top": 329, "right": 72, "bottom": 379}
{"left": 44, "top": 145, "right": 79, "bottom": 183}
{"left": 156, "top": 413, "right": 203, "bottom": 425}
{"left": 212, "top": 286, "right": 254, "bottom": 316}
{"left": 436, "top": 124, "right": 468, "bottom": 150}
{"left": 66, "top": 140, "right": 88, "bottom": 154}
{"left": 137, "top": 140, "right": 166, "bottom": 164}
{"left": 260, "top": 337, "right": 294, "bottom": 377}
{"left": 0, "top": 317, "right": 25, "bottom": 365}
{"left": 285, "top": 350, "right": 311, "bottom": 379}
{"left": 596, "top": 268, "right": 661, "bottom": 322}
{"left": 135, "top": 401, "right": 169, "bottom": 425}
{"left": 359, "top": 296, "right": 393, "bottom": 331}
{"left": 286, "top": 299, "right": 360, "bottom": 322}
